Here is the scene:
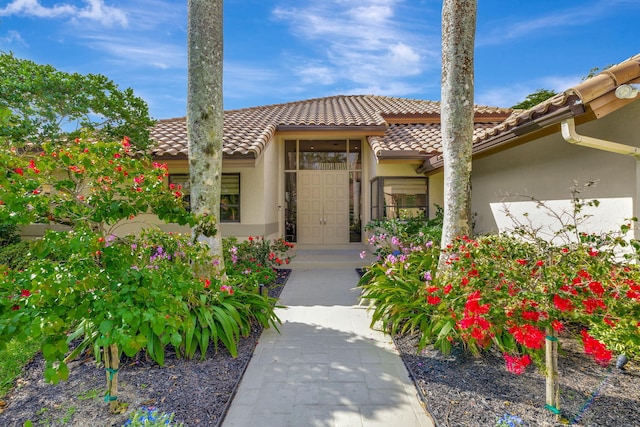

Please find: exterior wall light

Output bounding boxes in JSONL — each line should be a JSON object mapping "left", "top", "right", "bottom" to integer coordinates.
{"left": 614, "top": 84, "right": 640, "bottom": 99}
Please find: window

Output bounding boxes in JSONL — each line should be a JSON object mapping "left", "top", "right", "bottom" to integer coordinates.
{"left": 168, "top": 174, "right": 240, "bottom": 222}
{"left": 371, "top": 177, "right": 428, "bottom": 219}
{"left": 220, "top": 174, "right": 240, "bottom": 222}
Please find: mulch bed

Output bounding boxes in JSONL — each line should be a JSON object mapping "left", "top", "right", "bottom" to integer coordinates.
{"left": 395, "top": 333, "right": 640, "bottom": 427}
{"left": 0, "top": 269, "right": 290, "bottom": 427}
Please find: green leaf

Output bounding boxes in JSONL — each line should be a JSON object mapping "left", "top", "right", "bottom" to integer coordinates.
{"left": 99, "top": 320, "right": 113, "bottom": 335}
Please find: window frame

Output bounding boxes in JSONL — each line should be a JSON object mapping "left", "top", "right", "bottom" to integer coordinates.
{"left": 370, "top": 176, "right": 428, "bottom": 220}
{"left": 168, "top": 173, "right": 241, "bottom": 223}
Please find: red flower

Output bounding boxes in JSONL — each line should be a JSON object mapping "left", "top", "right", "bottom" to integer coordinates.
{"left": 465, "top": 291, "right": 490, "bottom": 314}
{"left": 504, "top": 353, "right": 531, "bottom": 374}
{"left": 508, "top": 324, "right": 545, "bottom": 349}
{"left": 553, "top": 294, "right": 574, "bottom": 312}
{"left": 28, "top": 159, "right": 40, "bottom": 174}
{"left": 21, "top": 289, "right": 31, "bottom": 297}
{"left": 588, "top": 281, "right": 605, "bottom": 297}
{"left": 588, "top": 248, "right": 598, "bottom": 257}
{"left": 603, "top": 316, "right": 616, "bottom": 328}
{"left": 14, "top": 168, "right": 24, "bottom": 175}
{"left": 521, "top": 310, "right": 542, "bottom": 322}
{"left": 426, "top": 295, "right": 441, "bottom": 305}
{"left": 443, "top": 284, "right": 453, "bottom": 294}
{"left": 582, "top": 298, "right": 606, "bottom": 314}
{"left": 470, "top": 327, "right": 485, "bottom": 340}
{"left": 535, "top": 260, "right": 544, "bottom": 267}
{"left": 627, "top": 290, "right": 640, "bottom": 301}
{"left": 551, "top": 320, "right": 564, "bottom": 332}
{"left": 581, "top": 329, "right": 612, "bottom": 366}
{"left": 204, "top": 279, "right": 211, "bottom": 289}
{"left": 516, "top": 259, "right": 527, "bottom": 266}
{"left": 12, "top": 305, "right": 20, "bottom": 311}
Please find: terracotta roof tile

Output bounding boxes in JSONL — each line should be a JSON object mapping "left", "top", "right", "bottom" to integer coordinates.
{"left": 151, "top": 95, "right": 509, "bottom": 160}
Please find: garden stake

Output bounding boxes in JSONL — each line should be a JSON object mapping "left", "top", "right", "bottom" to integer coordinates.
{"left": 545, "top": 328, "right": 560, "bottom": 420}
{"left": 104, "top": 344, "right": 120, "bottom": 413}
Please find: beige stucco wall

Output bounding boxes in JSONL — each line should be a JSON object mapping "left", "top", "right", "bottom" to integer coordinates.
{"left": 471, "top": 99, "right": 640, "bottom": 235}
{"left": 428, "top": 172, "right": 444, "bottom": 220}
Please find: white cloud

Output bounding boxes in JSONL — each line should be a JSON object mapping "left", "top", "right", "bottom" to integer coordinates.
{"left": 1, "top": 30, "right": 28, "bottom": 46}
{"left": 80, "top": 34, "right": 185, "bottom": 70}
{"left": 0, "top": 0, "right": 128, "bottom": 27}
{"left": 477, "top": 1, "right": 622, "bottom": 46}
{"left": 0, "top": 0, "right": 75, "bottom": 18}
{"left": 272, "top": 0, "right": 438, "bottom": 96}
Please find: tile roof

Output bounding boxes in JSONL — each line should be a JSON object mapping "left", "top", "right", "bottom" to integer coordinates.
{"left": 472, "top": 53, "right": 640, "bottom": 149}
{"left": 150, "top": 95, "right": 510, "bottom": 160}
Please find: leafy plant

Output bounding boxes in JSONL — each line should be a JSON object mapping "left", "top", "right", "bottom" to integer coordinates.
{"left": 0, "top": 137, "right": 282, "bottom": 413}
{"left": 0, "top": 53, "right": 155, "bottom": 151}
{"left": 360, "top": 186, "right": 640, "bottom": 416}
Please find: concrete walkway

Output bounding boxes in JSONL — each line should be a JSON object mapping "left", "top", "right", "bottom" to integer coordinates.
{"left": 221, "top": 246, "right": 435, "bottom": 427}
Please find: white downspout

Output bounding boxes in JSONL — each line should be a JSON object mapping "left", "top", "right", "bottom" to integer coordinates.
{"left": 561, "top": 117, "right": 640, "bottom": 239}
{"left": 560, "top": 118, "right": 640, "bottom": 158}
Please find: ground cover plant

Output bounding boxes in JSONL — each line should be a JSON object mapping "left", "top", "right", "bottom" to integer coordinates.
{"left": 358, "top": 192, "right": 640, "bottom": 423}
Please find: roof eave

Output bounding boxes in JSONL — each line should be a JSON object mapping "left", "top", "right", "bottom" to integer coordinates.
{"left": 416, "top": 103, "right": 586, "bottom": 174}
{"left": 276, "top": 125, "right": 387, "bottom": 135}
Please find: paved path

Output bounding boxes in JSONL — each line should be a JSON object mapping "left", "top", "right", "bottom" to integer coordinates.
{"left": 221, "top": 247, "right": 435, "bottom": 427}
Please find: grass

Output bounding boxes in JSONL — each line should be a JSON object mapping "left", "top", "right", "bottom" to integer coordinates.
{"left": 0, "top": 336, "right": 42, "bottom": 399}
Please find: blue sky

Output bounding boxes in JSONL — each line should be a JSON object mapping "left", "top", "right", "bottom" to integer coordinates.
{"left": 1, "top": 0, "right": 639, "bottom": 120}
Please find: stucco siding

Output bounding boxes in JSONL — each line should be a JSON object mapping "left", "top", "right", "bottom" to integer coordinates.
{"left": 471, "top": 100, "right": 640, "bottom": 235}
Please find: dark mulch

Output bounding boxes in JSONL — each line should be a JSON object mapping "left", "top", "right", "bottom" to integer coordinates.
{"left": 395, "top": 333, "right": 640, "bottom": 427}
{"left": 0, "top": 269, "right": 291, "bottom": 427}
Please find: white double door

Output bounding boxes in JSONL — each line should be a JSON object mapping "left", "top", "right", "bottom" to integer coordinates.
{"left": 297, "top": 170, "right": 349, "bottom": 245}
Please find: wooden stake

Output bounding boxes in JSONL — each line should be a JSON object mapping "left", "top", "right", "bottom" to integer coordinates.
{"left": 104, "top": 344, "right": 120, "bottom": 413}
{"left": 545, "top": 327, "right": 560, "bottom": 419}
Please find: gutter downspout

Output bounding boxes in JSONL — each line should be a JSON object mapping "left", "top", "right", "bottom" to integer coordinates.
{"left": 561, "top": 117, "right": 640, "bottom": 239}
{"left": 560, "top": 118, "right": 640, "bottom": 158}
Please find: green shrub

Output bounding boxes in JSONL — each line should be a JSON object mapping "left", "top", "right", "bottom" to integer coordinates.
{"left": 0, "top": 239, "right": 32, "bottom": 270}
{"left": 0, "top": 224, "right": 20, "bottom": 248}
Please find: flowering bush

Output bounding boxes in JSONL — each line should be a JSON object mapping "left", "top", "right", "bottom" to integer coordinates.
{"left": 223, "top": 236, "right": 294, "bottom": 290}
{"left": 437, "top": 234, "right": 640, "bottom": 366}
{"left": 226, "top": 235, "right": 294, "bottom": 268}
{"left": 359, "top": 197, "right": 640, "bottom": 414}
{"left": 0, "top": 136, "right": 280, "bottom": 412}
{"left": 364, "top": 210, "right": 442, "bottom": 260}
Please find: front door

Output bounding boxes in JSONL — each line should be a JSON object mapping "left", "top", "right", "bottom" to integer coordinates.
{"left": 298, "top": 170, "right": 349, "bottom": 244}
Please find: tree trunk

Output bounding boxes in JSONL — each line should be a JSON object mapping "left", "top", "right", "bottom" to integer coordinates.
{"left": 187, "top": 0, "right": 226, "bottom": 274}
{"left": 439, "top": 0, "right": 476, "bottom": 268}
